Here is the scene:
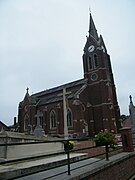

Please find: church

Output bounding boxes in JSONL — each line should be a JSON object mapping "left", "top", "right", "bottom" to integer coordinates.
{"left": 18, "top": 13, "right": 121, "bottom": 137}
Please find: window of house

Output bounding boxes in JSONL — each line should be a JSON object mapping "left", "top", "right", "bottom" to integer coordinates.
{"left": 67, "top": 108, "right": 73, "bottom": 127}
{"left": 50, "top": 110, "right": 57, "bottom": 129}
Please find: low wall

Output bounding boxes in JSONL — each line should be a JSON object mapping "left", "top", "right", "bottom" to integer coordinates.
{"left": 85, "top": 152, "right": 135, "bottom": 180}
{"left": 0, "top": 131, "right": 64, "bottom": 160}
{"left": 0, "top": 142, "right": 63, "bottom": 160}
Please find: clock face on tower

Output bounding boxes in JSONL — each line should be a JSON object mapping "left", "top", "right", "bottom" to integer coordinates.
{"left": 88, "top": 45, "right": 95, "bottom": 52}
{"left": 91, "top": 73, "right": 98, "bottom": 81}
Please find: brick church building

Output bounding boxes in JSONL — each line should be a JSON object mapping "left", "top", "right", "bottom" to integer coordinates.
{"left": 18, "top": 13, "right": 120, "bottom": 137}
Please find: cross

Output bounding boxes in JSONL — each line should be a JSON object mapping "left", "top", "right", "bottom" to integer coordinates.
{"left": 130, "top": 95, "right": 133, "bottom": 104}
{"left": 58, "top": 87, "right": 71, "bottom": 138}
{"left": 26, "top": 87, "right": 29, "bottom": 93}
{"left": 35, "top": 110, "right": 43, "bottom": 126}
{"left": 89, "top": 7, "right": 91, "bottom": 13}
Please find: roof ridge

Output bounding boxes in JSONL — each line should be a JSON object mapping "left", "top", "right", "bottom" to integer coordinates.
{"left": 32, "top": 78, "right": 86, "bottom": 97}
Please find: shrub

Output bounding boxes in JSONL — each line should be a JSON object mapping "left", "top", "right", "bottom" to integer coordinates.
{"left": 95, "top": 129, "right": 118, "bottom": 149}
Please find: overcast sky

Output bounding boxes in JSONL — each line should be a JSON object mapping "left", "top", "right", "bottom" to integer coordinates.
{"left": 0, "top": 0, "right": 135, "bottom": 125}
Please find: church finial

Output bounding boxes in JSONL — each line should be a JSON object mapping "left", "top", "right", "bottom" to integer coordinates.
{"left": 129, "top": 95, "right": 133, "bottom": 104}
{"left": 26, "top": 87, "right": 29, "bottom": 93}
{"left": 89, "top": 7, "right": 91, "bottom": 14}
{"left": 24, "top": 87, "right": 30, "bottom": 100}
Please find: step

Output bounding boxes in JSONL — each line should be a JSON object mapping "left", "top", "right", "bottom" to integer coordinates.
{"left": 0, "top": 153, "right": 88, "bottom": 180}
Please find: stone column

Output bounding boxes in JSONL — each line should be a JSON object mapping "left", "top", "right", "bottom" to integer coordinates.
{"left": 129, "top": 95, "right": 135, "bottom": 145}
{"left": 120, "top": 127, "right": 134, "bottom": 152}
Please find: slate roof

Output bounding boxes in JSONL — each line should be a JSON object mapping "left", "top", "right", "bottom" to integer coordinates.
{"left": 0, "top": 121, "right": 10, "bottom": 130}
{"left": 89, "top": 13, "right": 99, "bottom": 41}
{"left": 31, "top": 78, "right": 87, "bottom": 106}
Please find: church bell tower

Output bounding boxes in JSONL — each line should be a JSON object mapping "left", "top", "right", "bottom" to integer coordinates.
{"left": 83, "top": 13, "right": 121, "bottom": 133}
{"left": 83, "top": 13, "right": 108, "bottom": 80}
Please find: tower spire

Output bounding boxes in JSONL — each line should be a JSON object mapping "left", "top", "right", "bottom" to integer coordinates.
{"left": 24, "top": 87, "right": 30, "bottom": 101}
{"left": 89, "top": 13, "right": 98, "bottom": 41}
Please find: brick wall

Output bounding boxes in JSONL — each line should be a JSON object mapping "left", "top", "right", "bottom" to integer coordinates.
{"left": 86, "top": 153, "right": 135, "bottom": 180}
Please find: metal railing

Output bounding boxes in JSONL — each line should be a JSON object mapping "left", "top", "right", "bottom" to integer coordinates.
{"left": 0, "top": 138, "right": 122, "bottom": 179}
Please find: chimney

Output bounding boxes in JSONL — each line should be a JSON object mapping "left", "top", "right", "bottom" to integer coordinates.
{"left": 14, "top": 117, "right": 16, "bottom": 126}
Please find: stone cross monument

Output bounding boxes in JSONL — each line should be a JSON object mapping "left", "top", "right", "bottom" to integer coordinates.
{"left": 34, "top": 110, "right": 45, "bottom": 137}
{"left": 58, "top": 87, "right": 71, "bottom": 138}
{"left": 63, "top": 87, "right": 68, "bottom": 139}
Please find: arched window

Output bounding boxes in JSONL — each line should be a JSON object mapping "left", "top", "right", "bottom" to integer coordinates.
{"left": 88, "top": 56, "right": 93, "bottom": 70}
{"left": 67, "top": 109, "right": 73, "bottom": 127}
{"left": 50, "top": 110, "right": 57, "bottom": 129}
{"left": 94, "top": 54, "right": 98, "bottom": 68}
{"left": 24, "top": 114, "right": 29, "bottom": 130}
